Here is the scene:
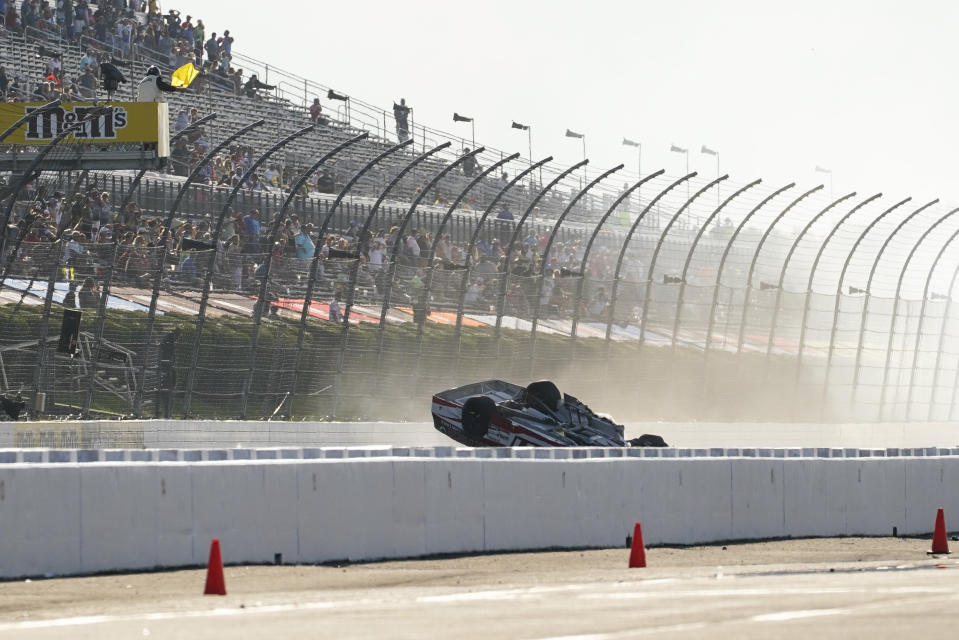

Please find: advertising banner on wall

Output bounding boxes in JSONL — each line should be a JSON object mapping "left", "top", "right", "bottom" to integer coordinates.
{"left": 0, "top": 102, "right": 169, "bottom": 148}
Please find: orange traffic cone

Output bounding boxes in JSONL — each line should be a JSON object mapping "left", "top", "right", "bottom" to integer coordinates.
{"left": 928, "top": 508, "right": 951, "bottom": 556}
{"left": 204, "top": 539, "right": 227, "bottom": 595}
{"left": 628, "top": 522, "right": 647, "bottom": 568}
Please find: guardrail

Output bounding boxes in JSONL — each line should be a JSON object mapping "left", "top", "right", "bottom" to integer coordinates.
{"left": 1, "top": 454, "right": 956, "bottom": 578}
{"left": 3, "top": 445, "right": 959, "bottom": 463}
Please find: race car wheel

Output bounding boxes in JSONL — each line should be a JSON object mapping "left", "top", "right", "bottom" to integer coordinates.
{"left": 629, "top": 433, "right": 668, "bottom": 447}
{"left": 526, "top": 380, "right": 562, "bottom": 412}
{"left": 462, "top": 396, "right": 496, "bottom": 440}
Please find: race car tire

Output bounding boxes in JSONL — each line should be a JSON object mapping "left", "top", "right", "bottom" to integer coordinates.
{"left": 629, "top": 433, "right": 668, "bottom": 447}
{"left": 526, "top": 380, "right": 562, "bottom": 412}
{"left": 462, "top": 396, "right": 496, "bottom": 440}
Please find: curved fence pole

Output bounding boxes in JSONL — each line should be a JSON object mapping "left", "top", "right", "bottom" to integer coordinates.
{"left": 0, "top": 98, "right": 63, "bottom": 234}
{"left": 412, "top": 153, "right": 520, "bottom": 385}
{"left": 937, "top": 262, "right": 959, "bottom": 420}
{"left": 493, "top": 160, "right": 587, "bottom": 345}
{"left": 702, "top": 183, "right": 795, "bottom": 361}
{"left": 451, "top": 157, "right": 552, "bottom": 382}
{"left": 921, "top": 236, "right": 959, "bottom": 420}
{"left": 238, "top": 133, "right": 369, "bottom": 419}
{"left": 672, "top": 180, "right": 761, "bottom": 355}
{"left": 734, "top": 185, "right": 823, "bottom": 357}
{"left": 764, "top": 191, "right": 865, "bottom": 367}
{"left": 2, "top": 106, "right": 114, "bottom": 410}
{"left": 570, "top": 170, "right": 666, "bottom": 354}
{"left": 340, "top": 142, "right": 451, "bottom": 328}
{"left": 330, "top": 142, "right": 451, "bottom": 413}
{"left": 528, "top": 164, "right": 623, "bottom": 378}
{"left": 285, "top": 139, "right": 414, "bottom": 418}
{"left": 423, "top": 154, "right": 521, "bottom": 275}
{"left": 640, "top": 175, "right": 727, "bottom": 348}
{"left": 370, "top": 146, "right": 482, "bottom": 401}
{"left": 377, "top": 146, "right": 483, "bottom": 324}
{"left": 847, "top": 199, "right": 938, "bottom": 418}
{"left": 878, "top": 207, "right": 959, "bottom": 421}
{"left": 119, "top": 113, "right": 217, "bottom": 211}
{"left": 806, "top": 196, "right": 908, "bottom": 418}
{"left": 606, "top": 173, "right": 697, "bottom": 358}
{"left": 133, "top": 119, "right": 267, "bottom": 415}
{"left": 182, "top": 125, "right": 314, "bottom": 417}
{"left": 0, "top": 99, "right": 61, "bottom": 144}
{"left": 0, "top": 105, "right": 113, "bottom": 290}
{"left": 82, "top": 112, "right": 218, "bottom": 417}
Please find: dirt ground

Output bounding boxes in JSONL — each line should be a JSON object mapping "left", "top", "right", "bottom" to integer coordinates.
{"left": 0, "top": 537, "right": 948, "bottom": 627}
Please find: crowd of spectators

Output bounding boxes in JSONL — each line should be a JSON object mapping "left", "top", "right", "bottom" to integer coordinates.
{"left": 0, "top": 3, "right": 647, "bottom": 323}
{"left": 0, "top": 0, "right": 255, "bottom": 102}
{"left": 3, "top": 171, "right": 636, "bottom": 322}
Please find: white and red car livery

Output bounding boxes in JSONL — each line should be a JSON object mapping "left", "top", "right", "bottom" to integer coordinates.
{"left": 431, "top": 379, "right": 633, "bottom": 447}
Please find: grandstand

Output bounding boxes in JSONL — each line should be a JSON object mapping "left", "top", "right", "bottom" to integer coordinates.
{"left": 3, "top": 1, "right": 959, "bottom": 426}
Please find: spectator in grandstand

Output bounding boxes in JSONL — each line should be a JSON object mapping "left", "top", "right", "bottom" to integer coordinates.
{"left": 193, "top": 19, "right": 205, "bottom": 63}
{"left": 77, "top": 277, "right": 100, "bottom": 309}
{"left": 316, "top": 168, "right": 335, "bottom": 193}
{"left": 63, "top": 230, "right": 85, "bottom": 264}
{"left": 73, "top": 1, "right": 89, "bottom": 36}
{"left": 464, "top": 279, "right": 484, "bottom": 306}
{"left": 117, "top": 202, "right": 141, "bottom": 232}
{"left": 474, "top": 254, "right": 497, "bottom": 277}
{"left": 78, "top": 50, "right": 98, "bottom": 76}
{"left": 174, "top": 107, "right": 190, "bottom": 131}
{"left": 540, "top": 270, "right": 557, "bottom": 308}
{"left": 178, "top": 250, "right": 197, "bottom": 281}
{"left": 180, "top": 15, "right": 194, "bottom": 45}
{"left": 241, "top": 209, "right": 261, "bottom": 252}
{"left": 368, "top": 234, "right": 386, "bottom": 272}
{"left": 586, "top": 286, "right": 609, "bottom": 318}
{"left": 0, "top": 67, "right": 8, "bottom": 99}
{"left": 309, "top": 97, "right": 325, "bottom": 125}
{"left": 92, "top": 191, "right": 112, "bottom": 233}
{"left": 136, "top": 65, "right": 188, "bottom": 102}
{"left": 220, "top": 234, "right": 244, "bottom": 291}
{"left": 170, "top": 137, "right": 190, "bottom": 176}
{"left": 434, "top": 233, "right": 452, "bottom": 263}
{"left": 242, "top": 74, "right": 275, "bottom": 99}
{"left": 44, "top": 53, "right": 61, "bottom": 78}
{"left": 264, "top": 164, "right": 281, "bottom": 189}
{"left": 393, "top": 98, "right": 411, "bottom": 142}
{"left": 19, "top": 1, "right": 35, "bottom": 31}
{"left": 62, "top": 281, "right": 77, "bottom": 308}
{"left": 204, "top": 32, "right": 219, "bottom": 64}
{"left": 163, "top": 8, "right": 181, "bottom": 34}
{"left": 416, "top": 230, "right": 430, "bottom": 265}
{"left": 172, "top": 40, "right": 192, "bottom": 68}
{"left": 403, "top": 231, "right": 421, "bottom": 265}
{"left": 5, "top": 4, "right": 17, "bottom": 30}
{"left": 294, "top": 225, "right": 315, "bottom": 259}
{"left": 461, "top": 148, "right": 479, "bottom": 178}
{"left": 218, "top": 30, "right": 234, "bottom": 56}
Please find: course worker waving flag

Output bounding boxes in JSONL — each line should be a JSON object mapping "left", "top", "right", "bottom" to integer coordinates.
{"left": 170, "top": 62, "right": 200, "bottom": 88}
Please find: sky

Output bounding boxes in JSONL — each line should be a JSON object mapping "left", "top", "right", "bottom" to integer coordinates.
{"left": 194, "top": 0, "right": 959, "bottom": 204}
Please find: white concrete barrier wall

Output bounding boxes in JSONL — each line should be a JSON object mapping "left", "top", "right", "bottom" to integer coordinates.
{"left": 3, "top": 456, "right": 959, "bottom": 579}
{"left": 4, "top": 419, "right": 959, "bottom": 449}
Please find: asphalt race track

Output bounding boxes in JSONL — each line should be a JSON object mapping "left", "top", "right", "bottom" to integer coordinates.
{"left": 0, "top": 538, "right": 955, "bottom": 639}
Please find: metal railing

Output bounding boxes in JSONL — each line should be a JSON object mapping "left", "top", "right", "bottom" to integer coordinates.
{"left": 4, "top": 18, "right": 959, "bottom": 424}
{"left": 4, "top": 154, "right": 959, "bottom": 424}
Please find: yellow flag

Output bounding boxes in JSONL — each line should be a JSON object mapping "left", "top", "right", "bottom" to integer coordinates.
{"left": 170, "top": 62, "right": 199, "bottom": 88}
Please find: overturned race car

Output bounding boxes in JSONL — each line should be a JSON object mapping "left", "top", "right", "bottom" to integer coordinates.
{"left": 431, "top": 379, "right": 667, "bottom": 448}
